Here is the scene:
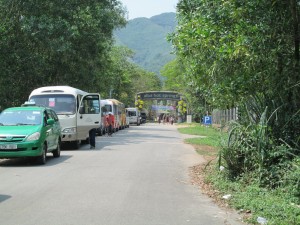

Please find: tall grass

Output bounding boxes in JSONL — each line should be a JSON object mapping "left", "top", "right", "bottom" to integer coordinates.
{"left": 219, "top": 96, "right": 299, "bottom": 189}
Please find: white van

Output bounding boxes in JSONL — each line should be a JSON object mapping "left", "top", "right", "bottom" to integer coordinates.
{"left": 29, "top": 86, "right": 101, "bottom": 149}
{"left": 126, "top": 107, "right": 140, "bottom": 126}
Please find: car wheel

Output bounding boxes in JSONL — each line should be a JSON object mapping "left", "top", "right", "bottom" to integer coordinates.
{"left": 81, "top": 137, "right": 90, "bottom": 145}
{"left": 53, "top": 139, "right": 61, "bottom": 158}
{"left": 71, "top": 140, "right": 80, "bottom": 149}
{"left": 37, "top": 144, "right": 47, "bottom": 165}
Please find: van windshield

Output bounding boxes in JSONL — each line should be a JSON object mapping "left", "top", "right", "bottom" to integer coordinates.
{"left": 128, "top": 111, "right": 137, "bottom": 116}
{"left": 30, "top": 94, "right": 76, "bottom": 115}
{"left": 0, "top": 110, "right": 42, "bottom": 126}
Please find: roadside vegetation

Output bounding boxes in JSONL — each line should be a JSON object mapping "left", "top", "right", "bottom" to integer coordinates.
{"left": 178, "top": 123, "right": 226, "bottom": 148}
{"left": 0, "top": 0, "right": 162, "bottom": 108}
{"left": 178, "top": 123, "right": 300, "bottom": 224}
{"left": 164, "top": 1, "right": 300, "bottom": 224}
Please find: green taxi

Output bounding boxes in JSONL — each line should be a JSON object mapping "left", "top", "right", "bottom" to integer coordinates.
{"left": 0, "top": 104, "right": 61, "bottom": 164}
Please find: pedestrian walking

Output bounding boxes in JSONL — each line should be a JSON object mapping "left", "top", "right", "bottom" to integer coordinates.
{"left": 170, "top": 116, "right": 174, "bottom": 125}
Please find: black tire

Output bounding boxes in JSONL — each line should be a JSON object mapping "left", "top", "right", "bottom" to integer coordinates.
{"left": 37, "top": 144, "right": 47, "bottom": 165}
{"left": 71, "top": 140, "right": 80, "bottom": 149}
{"left": 53, "top": 139, "right": 61, "bottom": 158}
{"left": 81, "top": 137, "right": 90, "bottom": 145}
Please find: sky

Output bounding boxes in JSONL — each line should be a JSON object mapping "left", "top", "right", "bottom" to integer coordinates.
{"left": 120, "top": 0, "right": 179, "bottom": 20}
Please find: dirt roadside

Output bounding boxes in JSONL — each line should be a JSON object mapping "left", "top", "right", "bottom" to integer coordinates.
{"left": 177, "top": 124, "right": 224, "bottom": 202}
{"left": 186, "top": 141, "right": 249, "bottom": 224}
{"left": 176, "top": 122, "right": 247, "bottom": 223}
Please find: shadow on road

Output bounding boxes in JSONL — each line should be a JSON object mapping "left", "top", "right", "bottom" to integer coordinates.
{"left": 0, "top": 154, "right": 72, "bottom": 167}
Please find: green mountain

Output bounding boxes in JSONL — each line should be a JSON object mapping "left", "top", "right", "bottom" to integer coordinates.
{"left": 114, "top": 12, "right": 177, "bottom": 75}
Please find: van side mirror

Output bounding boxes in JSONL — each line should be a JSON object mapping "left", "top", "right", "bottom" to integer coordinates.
{"left": 47, "top": 118, "right": 55, "bottom": 125}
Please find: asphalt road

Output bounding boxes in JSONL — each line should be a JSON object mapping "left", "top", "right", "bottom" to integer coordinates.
{"left": 0, "top": 123, "right": 244, "bottom": 225}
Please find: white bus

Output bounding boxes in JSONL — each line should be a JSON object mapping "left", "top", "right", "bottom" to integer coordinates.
{"left": 101, "top": 99, "right": 125, "bottom": 131}
{"left": 29, "top": 86, "right": 101, "bottom": 149}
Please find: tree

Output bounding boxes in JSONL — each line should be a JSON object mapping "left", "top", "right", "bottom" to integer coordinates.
{"left": 0, "top": 0, "right": 127, "bottom": 107}
{"left": 101, "top": 46, "right": 162, "bottom": 107}
{"left": 168, "top": 0, "right": 300, "bottom": 187}
{"left": 169, "top": 0, "right": 300, "bottom": 146}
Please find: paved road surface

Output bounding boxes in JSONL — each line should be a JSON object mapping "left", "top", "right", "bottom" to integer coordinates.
{"left": 0, "top": 123, "right": 244, "bottom": 225}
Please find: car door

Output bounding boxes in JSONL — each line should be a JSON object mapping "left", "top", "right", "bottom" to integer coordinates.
{"left": 43, "top": 110, "right": 55, "bottom": 150}
{"left": 48, "top": 109, "right": 61, "bottom": 149}
{"left": 77, "top": 94, "right": 101, "bottom": 140}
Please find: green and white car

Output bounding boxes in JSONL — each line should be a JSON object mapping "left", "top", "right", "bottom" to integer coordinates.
{"left": 0, "top": 104, "right": 61, "bottom": 164}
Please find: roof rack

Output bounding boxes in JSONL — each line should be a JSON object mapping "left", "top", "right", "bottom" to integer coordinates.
{"left": 21, "top": 101, "right": 36, "bottom": 107}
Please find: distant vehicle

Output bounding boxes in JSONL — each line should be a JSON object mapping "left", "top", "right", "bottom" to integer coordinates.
{"left": 101, "top": 99, "right": 126, "bottom": 131}
{"left": 28, "top": 86, "right": 101, "bottom": 149}
{"left": 96, "top": 100, "right": 107, "bottom": 136}
{"left": 140, "top": 112, "right": 147, "bottom": 124}
{"left": 126, "top": 107, "right": 141, "bottom": 126}
{"left": 0, "top": 103, "right": 61, "bottom": 165}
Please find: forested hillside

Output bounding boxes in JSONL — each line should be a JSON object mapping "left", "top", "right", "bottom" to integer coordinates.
{"left": 114, "top": 12, "right": 176, "bottom": 75}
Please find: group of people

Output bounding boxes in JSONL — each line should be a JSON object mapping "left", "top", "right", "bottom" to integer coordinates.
{"left": 157, "top": 114, "right": 175, "bottom": 125}
{"left": 89, "top": 112, "right": 115, "bottom": 149}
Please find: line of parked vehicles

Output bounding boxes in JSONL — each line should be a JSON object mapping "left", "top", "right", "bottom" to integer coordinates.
{"left": 0, "top": 86, "right": 146, "bottom": 165}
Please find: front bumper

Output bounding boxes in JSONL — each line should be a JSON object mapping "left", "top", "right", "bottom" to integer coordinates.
{"left": 0, "top": 141, "right": 43, "bottom": 158}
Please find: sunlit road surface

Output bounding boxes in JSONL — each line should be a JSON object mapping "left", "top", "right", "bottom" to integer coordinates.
{"left": 0, "top": 123, "right": 244, "bottom": 225}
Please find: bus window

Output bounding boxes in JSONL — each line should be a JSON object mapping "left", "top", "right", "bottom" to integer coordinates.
{"left": 80, "top": 95, "right": 100, "bottom": 114}
{"left": 30, "top": 94, "right": 76, "bottom": 115}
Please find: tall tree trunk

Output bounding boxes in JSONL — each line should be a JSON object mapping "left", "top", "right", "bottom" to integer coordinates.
{"left": 290, "top": 0, "right": 300, "bottom": 111}
{"left": 290, "top": 0, "right": 299, "bottom": 64}
{"left": 287, "top": 0, "right": 300, "bottom": 143}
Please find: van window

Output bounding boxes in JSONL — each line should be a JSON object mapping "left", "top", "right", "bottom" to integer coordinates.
{"left": 128, "top": 111, "right": 137, "bottom": 116}
{"left": 47, "top": 109, "right": 59, "bottom": 121}
{"left": 0, "top": 110, "right": 42, "bottom": 126}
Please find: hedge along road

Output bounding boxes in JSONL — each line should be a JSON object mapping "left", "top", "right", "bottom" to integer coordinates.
{"left": 0, "top": 123, "right": 244, "bottom": 225}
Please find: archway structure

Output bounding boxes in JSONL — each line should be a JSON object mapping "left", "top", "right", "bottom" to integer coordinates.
{"left": 136, "top": 91, "right": 181, "bottom": 101}
{"left": 136, "top": 91, "right": 182, "bottom": 122}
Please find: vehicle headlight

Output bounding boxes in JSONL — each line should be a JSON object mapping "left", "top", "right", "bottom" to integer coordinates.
{"left": 62, "top": 127, "right": 76, "bottom": 133}
{"left": 26, "top": 132, "right": 40, "bottom": 141}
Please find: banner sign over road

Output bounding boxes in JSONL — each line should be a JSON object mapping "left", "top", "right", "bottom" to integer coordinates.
{"left": 151, "top": 105, "right": 176, "bottom": 111}
{"left": 137, "top": 92, "right": 181, "bottom": 100}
